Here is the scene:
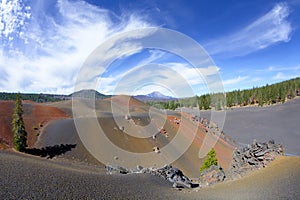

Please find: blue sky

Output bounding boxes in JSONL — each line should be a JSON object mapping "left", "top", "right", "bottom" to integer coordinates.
{"left": 0, "top": 0, "right": 300, "bottom": 96}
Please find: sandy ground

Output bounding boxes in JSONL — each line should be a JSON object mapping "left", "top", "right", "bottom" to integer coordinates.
{"left": 35, "top": 96, "right": 235, "bottom": 178}
{"left": 34, "top": 116, "right": 233, "bottom": 178}
{"left": 183, "top": 97, "right": 300, "bottom": 155}
{"left": 0, "top": 150, "right": 173, "bottom": 199}
{"left": 1, "top": 150, "right": 299, "bottom": 199}
{"left": 1, "top": 96, "right": 299, "bottom": 199}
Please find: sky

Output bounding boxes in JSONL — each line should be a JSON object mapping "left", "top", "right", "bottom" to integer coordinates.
{"left": 0, "top": 0, "right": 300, "bottom": 96}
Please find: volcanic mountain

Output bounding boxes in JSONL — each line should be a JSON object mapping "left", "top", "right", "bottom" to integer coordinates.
{"left": 1, "top": 95, "right": 300, "bottom": 199}
{"left": 0, "top": 95, "right": 236, "bottom": 177}
{"left": 135, "top": 91, "right": 177, "bottom": 102}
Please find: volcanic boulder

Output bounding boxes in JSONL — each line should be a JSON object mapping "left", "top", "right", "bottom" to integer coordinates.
{"left": 105, "top": 165, "right": 199, "bottom": 188}
{"left": 199, "top": 165, "right": 226, "bottom": 186}
{"left": 229, "top": 140, "right": 284, "bottom": 179}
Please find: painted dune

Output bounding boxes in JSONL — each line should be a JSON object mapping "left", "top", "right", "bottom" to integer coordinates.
{"left": 0, "top": 101, "right": 69, "bottom": 148}
{"left": 1, "top": 96, "right": 299, "bottom": 199}
{"left": 33, "top": 95, "right": 236, "bottom": 178}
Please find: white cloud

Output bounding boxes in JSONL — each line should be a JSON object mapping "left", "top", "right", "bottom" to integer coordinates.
{"left": 205, "top": 3, "right": 292, "bottom": 57}
{"left": 0, "top": 0, "right": 152, "bottom": 94}
{"left": 111, "top": 64, "right": 196, "bottom": 98}
{"left": 135, "top": 50, "right": 166, "bottom": 67}
{"left": 272, "top": 72, "right": 300, "bottom": 80}
{"left": 223, "top": 76, "right": 248, "bottom": 85}
{"left": 94, "top": 58, "right": 222, "bottom": 97}
{"left": 267, "top": 65, "right": 300, "bottom": 72}
{"left": 166, "top": 63, "right": 220, "bottom": 85}
{"left": 1, "top": 1, "right": 224, "bottom": 95}
{"left": 0, "top": 0, "right": 31, "bottom": 38}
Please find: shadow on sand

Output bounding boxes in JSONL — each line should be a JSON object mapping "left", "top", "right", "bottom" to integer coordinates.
{"left": 25, "top": 144, "right": 76, "bottom": 159}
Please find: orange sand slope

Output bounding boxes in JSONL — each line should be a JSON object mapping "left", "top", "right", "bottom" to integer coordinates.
{"left": 0, "top": 100, "right": 69, "bottom": 148}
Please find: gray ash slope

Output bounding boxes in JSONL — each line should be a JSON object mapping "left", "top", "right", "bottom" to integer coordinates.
{"left": 1, "top": 150, "right": 300, "bottom": 200}
{"left": 0, "top": 150, "right": 173, "bottom": 200}
{"left": 183, "top": 97, "right": 300, "bottom": 156}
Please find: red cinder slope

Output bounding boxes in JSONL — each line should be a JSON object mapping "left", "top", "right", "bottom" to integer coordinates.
{"left": 0, "top": 100, "right": 69, "bottom": 148}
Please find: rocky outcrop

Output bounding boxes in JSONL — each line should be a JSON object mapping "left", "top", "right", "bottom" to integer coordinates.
{"left": 191, "top": 116, "right": 237, "bottom": 146}
{"left": 105, "top": 165, "right": 199, "bottom": 188}
{"left": 106, "top": 139, "right": 285, "bottom": 188}
{"left": 229, "top": 140, "right": 284, "bottom": 179}
{"left": 106, "top": 165, "right": 129, "bottom": 174}
{"left": 199, "top": 165, "right": 226, "bottom": 186}
{"left": 151, "top": 165, "right": 198, "bottom": 188}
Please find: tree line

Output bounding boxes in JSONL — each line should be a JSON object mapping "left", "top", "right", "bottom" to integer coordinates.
{"left": 0, "top": 90, "right": 109, "bottom": 103}
{"left": 224, "top": 77, "right": 300, "bottom": 108}
{"left": 148, "top": 77, "right": 300, "bottom": 110}
{"left": 0, "top": 92, "right": 64, "bottom": 102}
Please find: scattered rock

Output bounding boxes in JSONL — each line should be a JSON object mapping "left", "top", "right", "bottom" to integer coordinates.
{"left": 152, "top": 165, "right": 198, "bottom": 188}
{"left": 229, "top": 140, "right": 284, "bottom": 179}
{"left": 199, "top": 165, "right": 225, "bottom": 186}
{"left": 106, "top": 165, "right": 129, "bottom": 174}
{"left": 105, "top": 164, "right": 199, "bottom": 189}
{"left": 152, "top": 146, "right": 160, "bottom": 153}
{"left": 152, "top": 134, "right": 157, "bottom": 140}
{"left": 105, "top": 139, "right": 285, "bottom": 189}
{"left": 191, "top": 115, "right": 237, "bottom": 146}
{"left": 119, "top": 126, "right": 124, "bottom": 132}
{"left": 173, "top": 118, "right": 181, "bottom": 125}
{"left": 125, "top": 114, "right": 130, "bottom": 120}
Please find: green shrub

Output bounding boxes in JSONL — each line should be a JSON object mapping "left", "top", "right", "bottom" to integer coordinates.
{"left": 200, "top": 148, "right": 218, "bottom": 173}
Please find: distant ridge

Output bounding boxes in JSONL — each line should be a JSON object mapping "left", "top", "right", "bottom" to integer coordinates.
{"left": 146, "top": 91, "right": 174, "bottom": 99}
{"left": 0, "top": 89, "right": 109, "bottom": 103}
{"left": 70, "top": 89, "right": 109, "bottom": 99}
{"left": 134, "top": 91, "right": 177, "bottom": 102}
{"left": 1, "top": 77, "right": 299, "bottom": 105}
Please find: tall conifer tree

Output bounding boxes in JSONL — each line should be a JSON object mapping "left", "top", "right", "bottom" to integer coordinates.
{"left": 12, "top": 93, "right": 27, "bottom": 152}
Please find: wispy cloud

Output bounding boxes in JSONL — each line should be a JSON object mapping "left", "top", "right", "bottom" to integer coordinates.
{"left": 167, "top": 63, "right": 220, "bottom": 85}
{"left": 95, "top": 58, "right": 221, "bottom": 97}
{"left": 0, "top": 0, "right": 31, "bottom": 41}
{"left": 223, "top": 76, "right": 248, "bottom": 85}
{"left": 253, "top": 65, "right": 300, "bottom": 82}
{"left": 111, "top": 63, "right": 197, "bottom": 98}
{"left": 272, "top": 72, "right": 300, "bottom": 80}
{"left": 205, "top": 3, "right": 292, "bottom": 57}
{"left": 0, "top": 0, "right": 152, "bottom": 94}
{"left": 266, "top": 65, "right": 300, "bottom": 72}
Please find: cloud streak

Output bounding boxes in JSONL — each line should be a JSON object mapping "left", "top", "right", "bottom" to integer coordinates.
{"left": 272, "top": 72, "right": 300, "bottom": 80}
{"left": 266, "top": 65, "right": 300, "bottom": 72}
{"left": 0, "top": 0, "right": 152, "bottom": 94}
{"left": 95, "top": 58, "right": 221, "bottom": 97}
{"left": 205, "top": 3, "right": 292, "bottom": 57}
{"left": 223, "top": 76, "right": 248, "bottom": 85}
{"left": 0, "top": 0, "right": 31, "bottom": 40}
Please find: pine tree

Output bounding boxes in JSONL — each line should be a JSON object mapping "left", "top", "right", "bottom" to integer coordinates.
{"left": 203, "top": 94, "right": 211, "bottom": 110}
{"left": 12, "top": 93, "right": 27, "bottom": 152}
{"left": 200, "top": 148, "right": 218, "bottom": 173}
{"left": 198, "top": 96, "right": 204, "bottom": 110}
{"left": 216, "top": 100, "right": 221, "bottom": 110}
{"left": 279, "top": 87, "right": 285, "bottom": 103}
